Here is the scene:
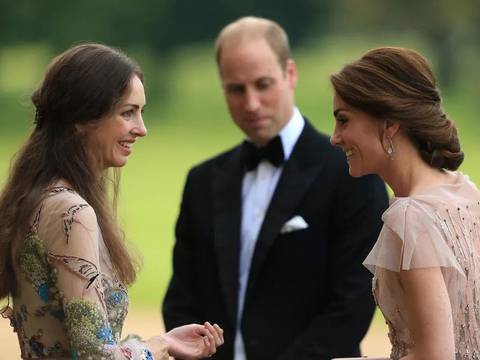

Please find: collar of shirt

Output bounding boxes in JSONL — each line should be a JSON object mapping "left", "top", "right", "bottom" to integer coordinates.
{"left": 277, "top": 106, "right": 305, "bottom": 162}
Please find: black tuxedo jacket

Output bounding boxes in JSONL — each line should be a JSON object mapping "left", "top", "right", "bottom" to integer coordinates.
{"left": 163, "top": 121, "right": 388, "bottom": 359}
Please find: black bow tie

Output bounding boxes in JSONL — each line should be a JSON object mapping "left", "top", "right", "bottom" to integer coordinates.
{"left": 240, "top": 136, "right": 285, "bottom": 171}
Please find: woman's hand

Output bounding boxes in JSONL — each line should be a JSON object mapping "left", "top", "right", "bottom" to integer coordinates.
{"left": 163, "top": 322, "right": 224, "bottom": 359}
{"left": 145, "top": 336, "right": 170, "bottom": 360}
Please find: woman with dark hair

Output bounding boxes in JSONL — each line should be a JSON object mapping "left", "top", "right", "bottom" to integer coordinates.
{"left": 329, "top": 47, "right": 479, "bottom": 360}
{"left": 0, "top": 43, "right": 223, "bottom": 359}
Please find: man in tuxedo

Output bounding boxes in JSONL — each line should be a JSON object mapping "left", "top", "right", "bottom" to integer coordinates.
{"left": 163, "top": 16, "right": 388, "bottom": 360}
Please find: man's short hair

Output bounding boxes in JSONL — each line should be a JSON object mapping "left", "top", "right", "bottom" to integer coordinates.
{"left": 215, "top": 16, "right": 292, "bottom": 70}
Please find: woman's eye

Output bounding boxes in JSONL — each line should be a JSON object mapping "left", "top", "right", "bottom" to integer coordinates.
{"left": 122, "top": 110, "right": 134, "bottom": 118}
{"left": 337, "top": 116, "right": 348, "bottom": 124}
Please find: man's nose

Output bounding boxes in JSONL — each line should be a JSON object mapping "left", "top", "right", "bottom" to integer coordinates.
{"left": 244, "top": 89, "right": 260, "bottom": 112}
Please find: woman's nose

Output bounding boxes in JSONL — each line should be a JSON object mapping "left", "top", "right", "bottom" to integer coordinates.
{"left": 330, "top": 126, "right": 341, "bottom": 146}
{"left": 132, "top": 115, "right": 147, "bottom": 137}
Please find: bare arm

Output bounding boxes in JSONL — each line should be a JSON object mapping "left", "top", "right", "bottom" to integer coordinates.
{"left": 398, "top": 267, "right": 455, "bottom": 360}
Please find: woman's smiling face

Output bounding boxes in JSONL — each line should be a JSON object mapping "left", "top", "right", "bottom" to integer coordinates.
{"left": 330, "top": 94, "right": 388, "bottom": 178}
{"left": 85, "top": 75, "right": 147, "bottom": 170}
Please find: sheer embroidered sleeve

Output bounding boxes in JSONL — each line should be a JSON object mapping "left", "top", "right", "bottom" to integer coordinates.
{"left": 363, "top": 197, "right": 465, "bottom": 278}
{"left": 39, "top": 191, "right": 155, "bottom": 360}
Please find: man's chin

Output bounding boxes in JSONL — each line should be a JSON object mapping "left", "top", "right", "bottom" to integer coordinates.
{"left": 247, "top": 131, "right": 276, "bottom": 147}
{"left": 250, "top": 137, "right": 273, "bottom": 147}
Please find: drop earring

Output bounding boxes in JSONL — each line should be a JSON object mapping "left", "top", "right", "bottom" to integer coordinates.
{"left": 386, "top": 136, "right": 395, "bottom": 159}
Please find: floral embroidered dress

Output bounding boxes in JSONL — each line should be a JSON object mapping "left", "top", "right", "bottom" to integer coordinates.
{"left": 364, "top": 172, "right": 480, "bottom": 360}
{"left": 3, "top": 187, "right": 154, "bottom": 359}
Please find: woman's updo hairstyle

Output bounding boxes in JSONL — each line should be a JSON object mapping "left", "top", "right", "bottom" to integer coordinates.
{"left": 330, "top": 46, "right": 463, "bottom": 170}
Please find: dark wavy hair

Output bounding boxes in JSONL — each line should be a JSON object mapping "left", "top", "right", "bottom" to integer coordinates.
{"left": 330, "top": 46, "right": 463, "bottom": 170}
{"left": 0, "top": 43, "right": 142, "bottom": 298}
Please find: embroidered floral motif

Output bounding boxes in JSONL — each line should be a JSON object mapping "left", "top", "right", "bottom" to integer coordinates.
{"left": 64, "top": 298, "right": 114, "bottom": 358}
{"left": 18, "top": 233, "right": 58, "bottom": 303}
{"left": 37, "top": 283, "right": 49, "bottom": 301}
{"left": 19, "top": 304, "right": 28, "bottom": 323}
{"left": 48, "top": 254, "right": 109, "bottom": 316}
{"left": 103, "top": 277, "right": 128, "bottom": 338}
{"left": 62, "top": 204, "right": 89, "bottom": 243}
{"left": 46, "top": 187, "right": 75, "bottom": 196}
{"left": 28, "top": 329, "right": 47, "bottom": 357}
{"left": 142, "top": 349, "right": 154, "bottom": 360}
{"left": 24, "top": 328, "right": 66, "bottom": 358}
{"left": 34, "top": 303, "right": 65, "bottom": 321}
{"left": 48, "top": 254, "right": 100, "bottom": 287}
{"left": 108, "top": 291, "right": 125, "bottom": 306}
{"left": 8, "top": 188, "right": 152, "bottom": 359}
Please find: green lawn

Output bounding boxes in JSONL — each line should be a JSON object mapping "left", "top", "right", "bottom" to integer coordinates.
{"left": 1, "top": 39, "right": 478, "bottom": 308}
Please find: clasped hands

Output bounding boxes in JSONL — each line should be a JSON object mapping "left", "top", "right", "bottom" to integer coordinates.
{"left": 147, "top": 321, "right": 224, "bottom": 359}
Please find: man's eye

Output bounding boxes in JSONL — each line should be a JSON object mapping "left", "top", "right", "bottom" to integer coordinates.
{"left": 256, "top": 81, "right": 272, "bottom": 91}
{"left": 227, "top": 86, "right": 244, "bottom": 94}
{"left": 337, "top": 116, "right": 348, "bottom": 124}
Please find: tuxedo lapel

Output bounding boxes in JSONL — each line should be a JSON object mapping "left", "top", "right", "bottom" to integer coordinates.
{"left": 212, "top": 147, "right": 243, "bottom": 326}
{"left": 246, "top": 122, "right": 324, "bottom": 296}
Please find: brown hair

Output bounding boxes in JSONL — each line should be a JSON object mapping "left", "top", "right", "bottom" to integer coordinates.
{"left": 330, "top": 46, "right": 463, "bottom": 170}
{"left": 215, "top": 16, "right": 291, "bottom": 70}
{"left": 0, "top": 43, "right": 142, "bottom": 298}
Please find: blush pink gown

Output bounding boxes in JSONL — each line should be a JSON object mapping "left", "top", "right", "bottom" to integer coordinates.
{"left": 364, "top": 172, "right": 480, "bottom": 359}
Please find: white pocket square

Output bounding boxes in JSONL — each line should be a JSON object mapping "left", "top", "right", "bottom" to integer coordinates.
{"left": 280, "top": 215, "right": 309, "bottom": 234}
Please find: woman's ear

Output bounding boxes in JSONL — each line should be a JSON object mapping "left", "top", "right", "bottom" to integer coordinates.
{"left": 75, "top": 122, "right": 96, "bottom": 135}
{"left": 384, "top": 120, "right": 400, "bottom": 138}
{"left": 75, "top": 123, "right": 87, "bottom": 134}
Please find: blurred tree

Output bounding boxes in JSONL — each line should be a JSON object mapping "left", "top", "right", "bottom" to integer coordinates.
{"left": 0, "top": 0, "right": 332, "bottom": 102}
{"left": 332, "top": 0, "right": 480, "bottom": 88}
{"left": 0, "top": 0, "right": 478, "bottom": 89}
{"left": 154, "top": 0, "right": 332, "bottom": 49}
{"left": 0, "top": 0, "right": 330, "bottom": 51}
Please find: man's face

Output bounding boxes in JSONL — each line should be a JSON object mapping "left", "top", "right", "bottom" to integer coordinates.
{"left": 218, "top": 38, "right": 297, "bottom": 146}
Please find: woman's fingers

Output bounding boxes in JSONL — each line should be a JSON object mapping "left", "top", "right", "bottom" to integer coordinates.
{"left": 213, "top": 323, "right": 224, "bottom": 345}
{"left": 207, "top": 327, "right": 216, "bottom": 354}
{"left": 203, "top": 321, "right": 223, "bottom": 356}
{"left": 205, "top": 321, "right": 223, "bottom": 347}
{"left": 202, "top": 333, "right": 216, "bottom": 357}
{"left": 202, "top": 334, "right": 210, "bottom": 351}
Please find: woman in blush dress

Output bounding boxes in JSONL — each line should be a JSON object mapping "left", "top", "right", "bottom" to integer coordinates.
{"left": 0, "top": 43, "right": 223, "bottom": 359}
{"left": 329, "top": 47, "right": 479, "bottom": 360}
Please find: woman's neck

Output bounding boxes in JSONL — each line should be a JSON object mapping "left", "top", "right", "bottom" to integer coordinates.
{"left": 380, "top": 142, "right": 450, "bottom": 198}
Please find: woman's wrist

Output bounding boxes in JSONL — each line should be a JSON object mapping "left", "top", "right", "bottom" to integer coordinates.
{"left": 159, "top": 333, "right": 172, "bottom": 354}
{"left": 144, "top": 335, "right": 170, "bottom": 359}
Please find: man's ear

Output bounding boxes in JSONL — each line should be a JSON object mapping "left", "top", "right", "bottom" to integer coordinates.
{"left": 285, "top": 59, "right": 298, "bottom": 89}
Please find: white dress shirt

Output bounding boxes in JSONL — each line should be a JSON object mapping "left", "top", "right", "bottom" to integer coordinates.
{"left": 234, "top": 107, "right": 305, "bottom": 360}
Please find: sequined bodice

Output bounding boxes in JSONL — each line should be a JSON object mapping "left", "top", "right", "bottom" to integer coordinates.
{"left": 365, "top": 173, "right": 480, "bottom": 360}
